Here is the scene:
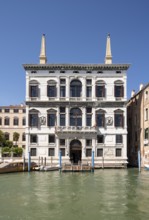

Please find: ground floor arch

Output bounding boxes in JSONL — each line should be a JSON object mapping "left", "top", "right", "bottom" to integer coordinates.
{"left": 70, "top": 139, "right": 82, "bottom": 164}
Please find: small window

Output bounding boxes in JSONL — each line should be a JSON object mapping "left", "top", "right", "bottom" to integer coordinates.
{"left": 48, "top": 148, "right": 55, "bottom": 156}
{"left": 86, "top": 139, "right": 92, "bottom": 146}
{"left": 5, "top": 109, "right": 9, "bottom": 113}
{"left": 86, "top": 107, "right": 92, "bottom": 113}
{"left": 145, "top": 108, "right": 148, "bottom": 121}
{"left": 49, "top": 70, "right": 55, "bottom": 73}
{"left": 60, "top": 107, "right": 65, "bottom": 113}
{"left": 30, "top": 134, "right": 38, "bottom": 143}
{"left": 97, "top": 135, "right": 104, "bottom": 144}
{"left": 97, "top": 149, "right": 103, "bottom": 157}
{"left": 73, "top": 71, "right": 79, "bottom": 73}
{"left": 116, "top": 135, "right": 123, "bottom": 144}
{"left": 60, "top": 70, "right": 65, "bottom": 73}
{"left": 14, "top": 109, "right": 19, "bottom": 113}
{"left": 86, "top": 79, "right": 92, "bottom": 85}
{"left": 97, "top": 71, "right": 103, "bottom": 74}
{"left": 60, "top": 139, "right": 65, "bottom": 146}
{"left": 31, "top": 148, "right": 37, "bottom": 156}
{"left": 116, "top": 71, "right": 121, "bottom": 74}
{"left": 86, "top": 71, "right": 92, "bottom": 73}
{"left": 116, "top": 148, "right": 121, "bottom": 157}
{"left": 86, "top": 149, "right": 92, "bottom": 157}
{"left": 60, "top": 148, "right": 65, "bottom": 156}
{"left": 49, "top": 135, "right": 55, "bottom": 143}
{"left": 5, "top": 133, "right": 9, "bottom": 141}
{"left": 60, "top": 79, "right": 66, "bottom": 84}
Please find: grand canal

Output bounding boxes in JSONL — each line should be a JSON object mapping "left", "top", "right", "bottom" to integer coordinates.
{"left": 0, "top": 169, "right": 149, "bottom": 220}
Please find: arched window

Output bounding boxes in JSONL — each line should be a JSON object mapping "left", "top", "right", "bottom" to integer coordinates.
{"left": 29, "top": 80, "right": 39, "bottom": 98}
{"left": 96, "top": 109, "right": 105, "bottom": 127}
{"left": 47, "top": 80, "right": 57, "bottom": 97}
{"left": 70, "top": 80, "right": 82, "bottom": 97}
{"left": 114, "top": 80, "right": 124, "bottom": 98}
{"left": 47, "top": 109, "right": 56, "bottom": 127}
{"left": 114, "top": 109, "right": 124, "bottom": 127}
{"left": 96, "top": 80, "right": 106, "bottom": 97}
{"left": 29, "top": 109, "right": 39, "bottom": 127}
{"left": 4, "top": 132, "right": 9, "bottom": 141}
{"left": 70, "top": 108, "right": 82, "bottom": 126}
{"left": 13, "top": 117, "right": 19, "bottom": 126}
{"left": 4, "top": 117, "right": 10, "bottom": 126}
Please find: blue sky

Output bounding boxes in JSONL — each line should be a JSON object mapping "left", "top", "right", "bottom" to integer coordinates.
{"left": 0, "top": 0, "right": 149, "bottom": 105}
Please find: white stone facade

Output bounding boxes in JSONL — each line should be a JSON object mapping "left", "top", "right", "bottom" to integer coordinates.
{"left": 24, "top": 63, "right": 129, "bottom": 167}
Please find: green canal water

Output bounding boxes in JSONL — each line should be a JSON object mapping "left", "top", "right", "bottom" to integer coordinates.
{"left": 0, "top": 169, "right": 149, "bottom": 220}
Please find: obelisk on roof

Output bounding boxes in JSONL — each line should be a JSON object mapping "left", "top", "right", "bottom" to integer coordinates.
{"left": 39, "top": 34, "right": 47, "bottom": 64}
{"left": 105, "top": 34, "right": 112, "bottom": 64}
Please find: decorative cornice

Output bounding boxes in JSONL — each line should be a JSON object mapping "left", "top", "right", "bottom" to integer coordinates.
{"left": 23, "top": 63, "right": 130, "bottom": 71}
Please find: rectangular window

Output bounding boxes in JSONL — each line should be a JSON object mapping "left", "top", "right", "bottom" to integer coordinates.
{"left": 14, "top": 109, "right": 19, "bottom": 113}
{"left": 96, "top": 86, "right": 105, "bottom": 97}
{"left": 97, "top": 135, "right": 104, "bottom": 144}
{"left": 60, "top": 79, "right": 66, "bottom": 84}
{"left": 115, "top": 85, "right": 124, "bottom": 97}
{"left": 60, "top": 107, "right": 66, "bottom": 126}
{"left": 116, "top": 135, "right": 123, "bottom": 144}
{"left": 48, "top": 114, "right": 56, "bottom": 126}
{"left": 86, "top": 139, "right": 92, "bottom": 146}
{"left": 49, "top": 135, "right": 55, "bottom": 143}
{"left": 4, "top": 118, "right": 10, "bottom": 126}
{"left": 116, "top": 148, "right": 122, "bottom": 157}
{"left": 145, "top": 108, "right": 148, "bottom": 121}
{"left": 31, "top": 148, "right": 37, "bottom": 156}
{"left": 22, "top": 118, "right": 26, "bottom": 126}
{"left": 97, "top": 114, "right": 105, "bottom": 127}
{"left": 60, "top": 148, "right": 65, "bottom": 156}
{"left": 29, "top": 114, "right": 38, "bottom": 127}
{"left": 13, "top": 118, "right": 19, "bottom": 126}
{"left": 86, "top": 149, "right": 92, "bottom": 157}
{"left": 60, "top": 86, "right": 66, "bottom": 97}
{"left": 145, "top": 128, "right": 149, "bottom": 139}
{"left": 47, "top": 86, "right": 56, "bottom": 97}
{"left": 0, "top": 118, "right": 2, "bottom": 125}
{"left": 86, "top": 87, "right": 92, "bottom": 97}
{"left": 23, "top": 109, "right": 26, "bottom": 113}
{"left": 30, "top": 86, "right": 38, "bottom": 97}
{"left": 115, "top": 114, "right": 123, "bottom": 127}
{"left": 5, "top": 109, "right": 10, "bottom": 113}
{"left": 60, "top": 139, "right": 65, "bottom": 146}
{"left": 48, "top": 148, "right": 55, "bottom": 156}
{"left": 97, "top": 149, "right": 103, "bottom": 157}
{"left": 86, "top": 115, "right": 92, "bottom": 126}
{"left": 30, "top": 134, "right": 38, "bottom": 143}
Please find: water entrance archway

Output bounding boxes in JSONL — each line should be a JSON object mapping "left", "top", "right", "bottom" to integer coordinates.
{"left": 70, "top": 140, "right": 82, "bottom": 164}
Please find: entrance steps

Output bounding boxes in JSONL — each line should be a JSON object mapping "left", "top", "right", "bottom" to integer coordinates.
{"left": 62, "top": 163, "right": 93, "bottom": 172}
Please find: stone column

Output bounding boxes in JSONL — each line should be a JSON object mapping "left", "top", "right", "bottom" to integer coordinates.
{"left": 66, "top": 77, "right": 70, "bottom": 101}
{"left": 57, "top": 77, "right": 60, "bottom": 100}
{"left": 66, "top": 107, "right": 69, "bottom": 127}
{"left": 82, "top": 77, "right": 86, "bottom": 101}
{"left": 92, "top": 77, "right": 96, "bottom": 101}
{"left": 92, "top": 108, "right": 96, "bottom": 127}
{"left": 82, "top": 139, "right": 86, "bottom": 159}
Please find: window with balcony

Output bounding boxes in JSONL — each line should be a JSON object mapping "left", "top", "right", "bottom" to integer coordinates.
{"left": 97, "top": 149, "right": 103, "bottom": 157}
{"left": 70, "top": 80, "right": 82, "bottom": 97}
{"left": 31, "top": 148, "right": 37, "bottom": 156}
{"left": 30, "top": 134, "right": 38, "bottom": 144}
{"left": 114, "top": 110, "right": 124, "bottom": 127}
{"left": 116, "top": 134, "right": 123, "bottom": 144}
{"left": 29, "top": 80, "right": 39, "bottom": 98}
{"left": 86, "top": 107, "right": 92, "bottom": 126}
{"left": 96, "top": 110, "right": 105, "bottom": 127}
{"left": 47, "top": 80, "right": 57, "bottom": 97}
{"left": 96, "top": 80, "right": 105, "bottom": 98}
{"left": 13, "top": 117, "right": 19, "bottom": 126}
{"left": 47, "top": 109, "right": 56, "bottom": 127}
{"left": 70, "top": 108, "right": 82, "bottom": 126}
{"left": 114, "top": 80, "right": 124, "bottom": 98}
{"left": 4, "top": 117, "right": 10, "bottom": 126}
{"left": 60, "top": 107, "right": 65, "bottom": 126}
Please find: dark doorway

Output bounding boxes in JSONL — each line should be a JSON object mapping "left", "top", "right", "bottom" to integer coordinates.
{"left": 70, "top": 140, "right": 82, "bottom": 164}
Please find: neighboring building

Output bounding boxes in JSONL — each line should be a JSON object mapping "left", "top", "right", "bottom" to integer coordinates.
{"left": 0, "top": 105, "right": 26, "bottom": 148}
{"left": 23, "top": 34, "right": 130, "bottom": 167}
{"left": 127, "top": 83, "right": 149, "bottom": 167}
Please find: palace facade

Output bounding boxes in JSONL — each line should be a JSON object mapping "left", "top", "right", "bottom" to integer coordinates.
{"left": 24, "top": 34, "right": 130, "bottom": 167}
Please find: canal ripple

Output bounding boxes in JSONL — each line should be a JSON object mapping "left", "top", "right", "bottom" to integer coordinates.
{"left": 0, "top": 169, "right": 149, "bottom": 220}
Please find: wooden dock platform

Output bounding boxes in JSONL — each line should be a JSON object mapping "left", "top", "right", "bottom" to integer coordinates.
{"left": 62, "top": 163, "right": 94, "bottom": 172}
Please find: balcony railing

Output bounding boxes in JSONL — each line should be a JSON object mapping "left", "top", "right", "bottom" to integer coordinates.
{"left": 56, "top": 126, "right": 97, "bottom": 133}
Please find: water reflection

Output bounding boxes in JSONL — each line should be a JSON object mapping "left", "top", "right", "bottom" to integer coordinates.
{"left": 0, "top": 169, "right": 149, "bottom": 220}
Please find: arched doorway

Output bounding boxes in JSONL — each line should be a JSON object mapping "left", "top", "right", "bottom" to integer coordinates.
{"left": 70, "top": 140, "right": 82, "bottom": 164}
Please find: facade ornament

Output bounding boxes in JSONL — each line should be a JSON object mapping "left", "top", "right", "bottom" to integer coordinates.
{"left": 106, "top": 116, "right": 113, "bottom": 125}
{"left": 39, "top": 116, "right": 46, "bottom": 125}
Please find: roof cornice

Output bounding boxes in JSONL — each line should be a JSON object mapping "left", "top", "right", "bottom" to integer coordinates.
{"left": 23, "top": 63, "right": 130, "bottom": 71}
